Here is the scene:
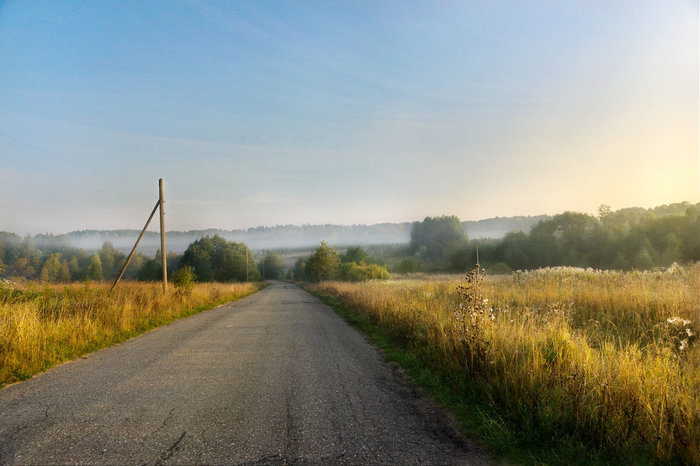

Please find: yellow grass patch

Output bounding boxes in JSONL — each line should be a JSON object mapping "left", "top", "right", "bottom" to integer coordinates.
{"left": 0, "top": 281, "right": 261, "bottom": 387}
{"left": 308, "top": 264, "right": 699, "bottom": 463}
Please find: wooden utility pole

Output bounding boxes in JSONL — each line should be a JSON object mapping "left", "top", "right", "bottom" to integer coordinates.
{"left": 110, "top": 199, "right": 160, "bottom": 291}
{"left": 159, "top": 178, "right": 167, "bottom": 293}
{"left": 246, "top": 246, "right": 249, "bottom": 282}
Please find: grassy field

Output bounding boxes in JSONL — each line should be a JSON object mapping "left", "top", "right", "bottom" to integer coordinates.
{"left": 0, "top": 280, "right": 262, "bottom": 388}
{"left": 306, "top": 264, "right": 699, "bottom": 464}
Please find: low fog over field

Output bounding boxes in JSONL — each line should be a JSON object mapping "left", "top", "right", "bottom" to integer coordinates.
{"left": 30, "top": 215, "right": 548, "bottom": 255}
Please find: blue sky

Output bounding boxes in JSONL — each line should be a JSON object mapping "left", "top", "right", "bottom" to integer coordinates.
{"left": 1, "top": 1, "right": 697, "bottom": 234}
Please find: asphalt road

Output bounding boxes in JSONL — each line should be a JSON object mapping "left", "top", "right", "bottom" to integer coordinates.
{"left": 0, "top": 282, "right": 488, "bottom": 465}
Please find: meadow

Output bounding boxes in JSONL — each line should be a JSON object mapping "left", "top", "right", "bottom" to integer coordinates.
{"left": 307, "top": 264, "right": 699, "bottom": 464}
{"left": 0, "top": 280, "right": 261, "bottom": 388}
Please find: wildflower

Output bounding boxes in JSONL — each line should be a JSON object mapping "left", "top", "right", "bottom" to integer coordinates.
{"left": 679, "top": 339, "right": 689, "bottom": 351}
{"left": 667, "top": 317, "right": 691, "bottom": 326}
{"left": 687, "top": 328, "right": 695, "bottom": 338}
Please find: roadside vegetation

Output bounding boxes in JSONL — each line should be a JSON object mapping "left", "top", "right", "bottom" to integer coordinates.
{"left": 306, "top": 264, "right": 699, "bottom": 464}
{"left": 291, "top": 242, "right": 391, "bottom": 282}
{"left": 0, "top": 279, "right": 261, "bottom": 388}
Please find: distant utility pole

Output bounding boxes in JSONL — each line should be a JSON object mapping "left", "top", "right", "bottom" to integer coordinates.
{"left": 159, "top": 178, "right": 167, "bottom": 293}
{"left": 245, "top": 245, "right": 249, "bottom": 282}
{"left": 476, "top": 239, "right": 480, "bottom": 267}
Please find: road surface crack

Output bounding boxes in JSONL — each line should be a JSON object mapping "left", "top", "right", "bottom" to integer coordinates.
{"left": 125, "top": 408, "right": 176, "bottom": 464}
{"left": 149, "top": 408, "right": 175, "bottom": 437}
{"left": 156, "top": 431, "right": 186, "bottom": 464}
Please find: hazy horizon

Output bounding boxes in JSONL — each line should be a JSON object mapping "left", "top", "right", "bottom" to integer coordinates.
{"left": 2, "top": 200, "right": 692, "bottom": 237}
{"left": 1, "top": 1, "right": 698, "bottom": 235}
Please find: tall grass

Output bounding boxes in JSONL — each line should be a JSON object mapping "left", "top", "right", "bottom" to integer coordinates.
{"left": 307, "top": 264, "right": 699, "bottom": 464}
{"left": 0, "top": 281, "right": 261, "bottom": 388}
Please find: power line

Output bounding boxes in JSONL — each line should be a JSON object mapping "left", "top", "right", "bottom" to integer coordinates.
{"left": 0, "top": 154, "right": 113, "bottom": 197}
{"left": 0, "top": 130, "right": 152, "bottom": 197}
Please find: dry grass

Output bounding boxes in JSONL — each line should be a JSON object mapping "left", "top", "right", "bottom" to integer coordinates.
{"left": 0, "top": 281, "right": 261, "bottom": 388}
{"left": 308, "top": 264, "right": 699, "bottom": 463}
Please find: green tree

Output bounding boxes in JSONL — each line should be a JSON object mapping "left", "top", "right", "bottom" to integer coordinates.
{"left": 68, "top": 256, "right": 81, "bottom": 279}
{"left": 58, "top": 259, "right": 72, "bottom": 282}
{"left": 410, "top": 216, "right": 468, "bottom": 266}
{"left": 634, "top": 248, "right": 655, "bottom": 269}
{"left": 259, "top": 252, "right": 284, "bottom": 279}
{"left": 40, "top": 253, "right": 62, "bottom": 283}
{"left": 494, "top": 231, "right": 531, "bottom": 270}
{"left": 99, "top": 242, "right": 117, "bottom": 279}
{"left": 448, "top": 246, "right": 476, "bottom": 272}
{"left": 87, "top": 254, "right": 103, "bottom": 281}
{"left": 680, "top": 205, "right": 700, "bottom": 261}
{"left": 305, "top": 241, "right": 340, "bottom": 281}
{"left": 136, "top": 258, "right": 161, "bottom": 281}
{"left": 181, "top": 244, "right": 214, "bottom": 281}
{"left": 341, "top": 246, "right": 369, "bottom": 264}
{"left": 291, "top": 257, "right": 307, "bottom": 281}
{"left": 180, "top": 235, "right": 258, "bottom": 282}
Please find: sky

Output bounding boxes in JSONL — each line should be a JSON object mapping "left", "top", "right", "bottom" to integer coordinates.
{"left": 0, "top": 0, "right": 698, "bottom": 234}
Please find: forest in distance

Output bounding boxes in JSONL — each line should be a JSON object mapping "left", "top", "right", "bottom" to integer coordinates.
{"left": 14, "top": 214, "right": 550, "bottom": 255}
{"left": 0, "top": 201, "right": 698, "bottom": 284}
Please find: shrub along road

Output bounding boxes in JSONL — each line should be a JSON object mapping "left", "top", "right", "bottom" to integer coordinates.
{"left": 0, "top": 282, "right": 488, "bottom": 464}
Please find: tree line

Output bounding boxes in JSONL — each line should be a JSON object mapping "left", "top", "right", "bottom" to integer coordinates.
{"left": 0, "top": 233, "right": 263, "bottom": 284}
{"left": 1, "top": 201, "right": 697, "bottom": 283}
{"left": 392, "top": 202, "right": 700, "bottom": 273}
{"left": 0, "top": 234, "right": 138, "bottom": 283}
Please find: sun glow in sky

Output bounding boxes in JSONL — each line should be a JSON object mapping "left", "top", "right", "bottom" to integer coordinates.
{"left": 1, "top": 1, "right": 698, "bottom": 234}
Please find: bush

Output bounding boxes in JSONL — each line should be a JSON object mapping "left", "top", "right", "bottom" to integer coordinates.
{"left": 339, "top": 262, "right": 390, "bottom": 282}
{"left": 486, "top": 262, "right": 512, "bottom": 275}
{"left": 171, "top": 265, "right": 196, "bottom": 294}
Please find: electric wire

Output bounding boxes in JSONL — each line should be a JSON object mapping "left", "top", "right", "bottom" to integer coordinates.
{"left": 0, "top": 154, "right": 113, "bottom": 197}
{"left": 0, "top": 130, "right": 153, "bottom": 197}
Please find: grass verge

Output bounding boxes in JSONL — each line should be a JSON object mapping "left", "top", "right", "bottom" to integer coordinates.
{"left": 307, "top": 288, "right": 545, "bottom": 465}
{"left": 0, "top": 281, "right": 263, "bottom": 388}
{"left": 303, "top": 265, "right": 698, "bottom": 465}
